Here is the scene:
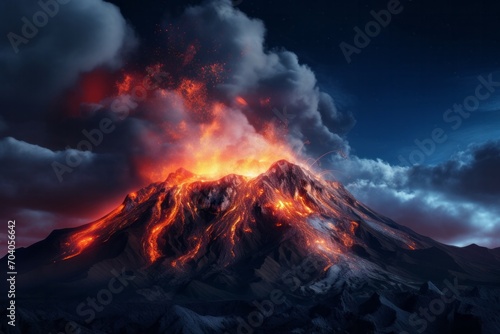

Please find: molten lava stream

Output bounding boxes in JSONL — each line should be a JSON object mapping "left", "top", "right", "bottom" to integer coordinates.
{"left": 61, "top": 204, "right": 125, "bottom": 260}
{"left": 263, "top": 186, "right": 343, "bottom": 269}
{"left": 145, "top": 184, "right": 189, "bottom": 263}
{"left": 171, "top": 238, "right": 203, "bottom": 268}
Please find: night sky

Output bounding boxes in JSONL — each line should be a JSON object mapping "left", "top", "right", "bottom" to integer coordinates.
{"left": 1, "top": 0, "right": 499, "bottom": 250}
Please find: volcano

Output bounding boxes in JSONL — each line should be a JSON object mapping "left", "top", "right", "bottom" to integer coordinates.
{"left": 2, "top": 160, "right": 500, "bottom": 334}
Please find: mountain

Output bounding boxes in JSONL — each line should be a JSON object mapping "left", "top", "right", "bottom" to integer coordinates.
{"left": 2, "top": 160, "right": 500, "bottom": 334}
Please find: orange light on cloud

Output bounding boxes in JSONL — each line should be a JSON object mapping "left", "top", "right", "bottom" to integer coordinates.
{"left": 236, "top": 96, "right": 248, "bottom": 106}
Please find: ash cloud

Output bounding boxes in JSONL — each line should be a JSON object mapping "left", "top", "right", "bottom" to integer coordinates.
{"left": 95, "top": 0, "right": 356, "bottom": 179}
{"left": 164, "top": 0, "right": 355, "bottom": 154}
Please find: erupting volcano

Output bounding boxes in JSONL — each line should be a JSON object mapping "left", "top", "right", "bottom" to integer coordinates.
{"left": 4, "top": 160, "right": 500, "bottom": 333}
{"left": 3, "top": 0, "right": 500, "bottom": 333}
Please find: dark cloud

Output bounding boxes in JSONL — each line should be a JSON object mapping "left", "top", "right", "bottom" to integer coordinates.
{"left": 0, "top": 0, "right": 137, "bottom": 120}
{"left": 166, "top": 0, "right": 355, "bottom": 154}
{"left": 82, "top": 0, "right": 356, "bottom": 179}
{"left": 410, "top": 140, "right": 500, "bottom": 205}
{"left": 0, "top": 137, "right": 139, "bottom": 221}
{"left": 0, "top": 209, "right": 88, "bottom": 250}
{"left": 333, "top": 141, "right": 500, "bottom": 248}
{"left": 0, "top": 0, "right": 139, "bottom": 247}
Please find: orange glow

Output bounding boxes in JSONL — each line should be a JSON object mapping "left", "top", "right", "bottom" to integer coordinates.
{"left": 236, "top": 96, "right": 248, "bottom": 106}
{"left": 111, "top": 60, "right": 306, "bottom": 184}
{"left": 61, "top": 204, "right": 126, "bottom": 260}
{"left": 408, "top": 241, "right": 417, "bottom": 250}
{"left": 177, "top": 78, "right": 209, "bottom": 118}
{"left": 116, "top": 74, "right": 133, "bottom": 95}
{"left": 276, "top": 200, "right": 286, "bottom": 210}
{"left": 136, "top": 110, "right": 300, "bottom": 182}
{"left": 146, "top": 186, "right": 185, "bottom": 262}
{"left": 341, "top": 233, "right": 354, "bottom": 247}
{"left": 77, "top": 236, "right": 95, "bottom": 248}
{"left": 350, "top": 221, "right": 359, "bottom": 235}
{"left": 58, "top": 160, "right": 372, "bottom": 272}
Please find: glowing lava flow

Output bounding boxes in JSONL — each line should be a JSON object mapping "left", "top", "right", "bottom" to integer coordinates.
{"left": 59, "top": 183, "right": 161, "bottom": 261}
{"left": 137, "top": 161, "right": 365, "bottom": 268}
{"left": 61, "top": 204, "right": 125, "bottom": 260}
{"left": 145, "top": 184, "right": 187, "bottom": 263}
{"left": 59, "top": 160, "right": 407, "bottom": 270}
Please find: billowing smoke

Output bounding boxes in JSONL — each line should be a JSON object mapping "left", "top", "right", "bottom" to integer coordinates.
{"left": 0, "top": 0, "right": 137, "bottom": 121}
{"left": 0, "top": 0, "right": 353, "bottom": 247}
{"left": 90, "top": 0, "right": 355, "bottom": 181}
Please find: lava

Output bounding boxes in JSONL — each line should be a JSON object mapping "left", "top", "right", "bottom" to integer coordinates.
{"left": 235, "top": 96, "right": 248, "bottom": 106}
{"left": 61, "top": 204, "right": 125, "bottom": 260}
{"left": 59, "top": 161, "right": 370, "bottom": 272}
{"left": 145, "top": 184, "right": 187, "bottom": 263}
